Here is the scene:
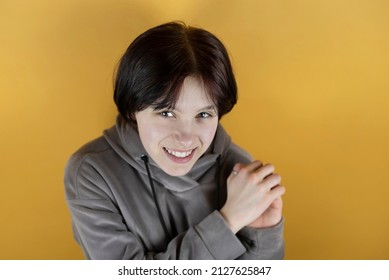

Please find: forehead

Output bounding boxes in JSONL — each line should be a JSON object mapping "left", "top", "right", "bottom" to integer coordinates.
{"left": 174, "top": 77, "right": 215, "bottom": 110}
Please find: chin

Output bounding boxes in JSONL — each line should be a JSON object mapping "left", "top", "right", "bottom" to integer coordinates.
{"left": 162, "top": 165, "right": 193, "bottom": 177}
{"left": 157, "top": 149, "right": 200, "bottom": 177}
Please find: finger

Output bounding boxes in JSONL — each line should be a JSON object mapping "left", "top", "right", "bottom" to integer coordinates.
{"left": 231, "top": 162, "right": 244, "bottom": 174}
{"left": 269, "top": 185, "right": 286, "bottom": 198}
{"left": 230, "top": 160, "right": 262, "bottom": 177}
{"left": 256, "top": 164, "right": 275, "bottom": 181}
{"left": 238, "top": 160, "right": 263, "bottom": 175}
{"left": 227, "top": 163, "right": 242, "bottom": 182}
{"left": 270, "top": 196, "right": 283, "bottom": 208}
{"left": 261, "top": 173, "right": 281, "bottom": 190}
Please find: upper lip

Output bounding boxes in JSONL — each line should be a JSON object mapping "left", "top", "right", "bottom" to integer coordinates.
{"left": 164, "top": 147, "right": 195, "bottom": 152}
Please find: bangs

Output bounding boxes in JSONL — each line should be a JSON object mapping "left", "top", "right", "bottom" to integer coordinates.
{"left": 148, "top": 76, "right": 186, "bottom": 111}
{"left": 149, "top": 75, "right": 218, "bottom": 114}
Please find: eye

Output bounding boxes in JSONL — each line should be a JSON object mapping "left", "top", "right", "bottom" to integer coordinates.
{"left": 197, "top": 112, "right": 213, "bottom": 119}
{"left": 159, "top": 111, "right": 175, "bottom": 118}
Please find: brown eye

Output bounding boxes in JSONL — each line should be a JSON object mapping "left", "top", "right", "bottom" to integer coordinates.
{"left": 160, "top": 111, "right": 175, "bottom": 118}
{"left": 197, "top": 112, "right": 212, "bottom": 118}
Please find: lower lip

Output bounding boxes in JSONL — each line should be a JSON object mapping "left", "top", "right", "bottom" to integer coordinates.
{"left": 164, "top": 148, "right": 196, "bottom": 164}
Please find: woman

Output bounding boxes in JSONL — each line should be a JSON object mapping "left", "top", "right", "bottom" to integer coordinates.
{"left": 64, "top": 21, "right": 286, "bottom": 259}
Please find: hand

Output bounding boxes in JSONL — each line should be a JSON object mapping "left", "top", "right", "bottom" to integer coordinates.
{"left": 220, "top": 161, "right": 285, "bottom": 233}
{"left": 248, "top": 196, "right": 283, "bottom": 228}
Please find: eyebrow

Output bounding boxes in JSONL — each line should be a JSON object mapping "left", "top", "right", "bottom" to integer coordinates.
{"left": 166, "top": 105, "right": 217, "bottom": 113}
{"left": 155, "top": 104, "right": 218, "bottom": 114}
{"left": 196, "top": 105, "right": 217, "bottom": 112}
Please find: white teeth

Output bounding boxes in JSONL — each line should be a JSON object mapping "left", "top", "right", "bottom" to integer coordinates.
{"left": 165, "top": 148, "right": 193, "bottom": 158}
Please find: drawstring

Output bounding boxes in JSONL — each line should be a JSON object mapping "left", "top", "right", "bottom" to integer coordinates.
{"left": 140, "top": 154, "right": 222, "bottom": 243}
{"left": 140, "top": 155, "right": 171, "bottom": 243}
{"left": 215, "top": 155, "right": 222, "bottom": 210}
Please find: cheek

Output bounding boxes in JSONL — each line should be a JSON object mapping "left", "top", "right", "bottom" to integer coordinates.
{"left": 139, "top": 125, "right": 169, "bottom": 149}
{"left": 200, "top": 121, "right": 219, "bottom": 146}
{"left": 135, "top": 111, "right": 172, "bottom": 153}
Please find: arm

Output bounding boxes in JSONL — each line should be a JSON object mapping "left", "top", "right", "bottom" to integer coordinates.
{"left": 219, "top": 144, "right": 286, "bottom": 259}
{"left": 65, "top": 155, "right": 247, "bottom": 260}
{"left": 236, "top": 218, "right": 285, "bottom": 260}
{"left": 220, "top": 162, "right": 285, "bottom": 260}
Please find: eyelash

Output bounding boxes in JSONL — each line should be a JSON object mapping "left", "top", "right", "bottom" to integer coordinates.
{"left": 157, "top": 111, "right": 214, "bottom": 119}
{"left": 197, "top": 112, "right": 213, "bottom": 119}
{"left": 159, "top": 111, "right": 175, "bottom": 118}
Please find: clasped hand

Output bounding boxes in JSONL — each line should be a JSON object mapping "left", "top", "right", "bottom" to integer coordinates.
{"left": 220, "top": 161, "right": 285, "bottom": 233}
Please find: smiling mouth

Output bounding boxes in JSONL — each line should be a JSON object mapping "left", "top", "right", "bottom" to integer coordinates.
{"left": 163, "top": 147, "right": 194, "bottom": 158}
{"left": 163, "top": 147, "right": 196, "bottom": 163}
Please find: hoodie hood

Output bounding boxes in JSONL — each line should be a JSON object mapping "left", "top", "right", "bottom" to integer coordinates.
{"left": 103, "top": 115, "right": 232, "bottom": 192}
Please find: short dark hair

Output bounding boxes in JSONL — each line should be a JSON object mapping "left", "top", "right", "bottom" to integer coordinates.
{"left": 113, "top": 21, "right": 238, "bottom": 125}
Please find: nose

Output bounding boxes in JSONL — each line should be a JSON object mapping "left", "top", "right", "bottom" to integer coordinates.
{"left": 173, "top": 122, "right": 195, "bottom": 148}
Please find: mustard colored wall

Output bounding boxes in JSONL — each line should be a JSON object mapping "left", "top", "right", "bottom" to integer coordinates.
{"left": 1, "top": 0, "right": 388, "bottom": 259}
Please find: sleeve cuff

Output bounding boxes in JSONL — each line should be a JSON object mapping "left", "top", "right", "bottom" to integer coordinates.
{"left": 237, "top": 218, "right": 285, "bottom": 259}
{"left": 194, "top": 211, "right": 246, "bottom": 259}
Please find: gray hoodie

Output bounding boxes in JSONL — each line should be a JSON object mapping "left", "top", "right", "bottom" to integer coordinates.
{"left": 64, "top": 116, "right": 284, "bottom": 259}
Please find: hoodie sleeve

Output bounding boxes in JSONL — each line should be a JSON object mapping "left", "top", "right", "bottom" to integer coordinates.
{"left": 65, "top": 153, "right": 247, "bottom": 260}
{"left": 236, "top": 219, "right": 285, "bottom": 260}
{"left": 157, "top": 211, "right": 247, "bottom": 260}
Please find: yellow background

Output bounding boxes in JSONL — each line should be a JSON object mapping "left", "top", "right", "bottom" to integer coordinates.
{"left": 1, "top": 0, "right": 388, "bottom": 259}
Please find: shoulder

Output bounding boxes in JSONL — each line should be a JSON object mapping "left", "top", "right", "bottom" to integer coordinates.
{"left": 65, "top": 135, "right": 111, "bottom": 175}
{"left": 214, "top": 124, "right": 253, "bottom": 172}
{"left": 64, "top": 135, "right": 113, "bottom": 200}
{"left": 218, "top": 140, "right": 253, "bottom": 182}
{"left": 223, "top": 141, "right": 253, "bottom": 166}
{"left": 213, "top": 124, "right": 252, "bottom": 164}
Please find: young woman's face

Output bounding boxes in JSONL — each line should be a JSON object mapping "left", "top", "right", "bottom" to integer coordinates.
{"left": 135, "top": 76, "right": 219, "bottom": 176}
